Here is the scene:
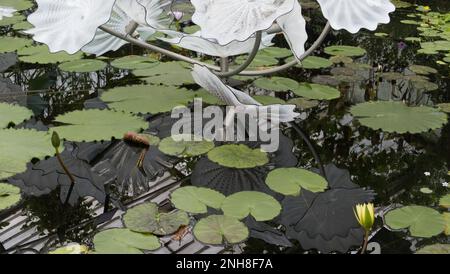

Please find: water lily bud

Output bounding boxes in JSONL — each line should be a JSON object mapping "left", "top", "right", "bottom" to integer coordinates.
{"left": 172, "top": 11, "right": 184, "bottom": 21}
{"left": 354, "top": 203, "right": 375, "bottom": 232}
{"left": 51, "top": 131, "right": 61, "bottom": 150}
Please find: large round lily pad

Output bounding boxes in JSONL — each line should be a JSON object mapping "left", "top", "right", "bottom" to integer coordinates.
{"left": 253, "top": 77, "right": 299, "bottom": 92}
{"left": 133, "top": 61, "right": 194, "bottom": 86}
{"left": 52, "top": 109, "right": 147, "bottom": 142}
{"left": 111, "top": 55, "right": 159, "bottom": 70}
{"left": 58, "top": 59, "right": 107, "bottom": 73}
{"left": 207, "top": 144, "right": 269, "bottom": 169}
{"left": 221, "top": 191, "right": 281, "bottom": 221}
{"left": 159, "top": 134, "right": 214, "bottom": 157}
{"left": 408, "top": 65, "right": 438, "bottom": 75}
{"left": 0, "top": 37, "right": 32, "bottom": 53}
{"left": 265, "top": 168, "right": 328, "bottom": 196}
{"left": 384, "top": 206, "right": 446, "bottom": 238}
{"left": 93, "top": 228, "right": 161, "bottom": 254}
{"left": 0, "top": 183, "right": 21, "bottom": 211}
{"left": 439, "top": 194, "right": 450, "bottom": 209}
{"left": 324, "top": 45, "right": 367, "bottom": 57}
{"left": 101, "top": 85, "right": 194, "bottom": 114}
{"left": 171, "top": 186, "right": 225, "bottom": 214}
{"left": 0, "top": 0, "right": 34, "bottom": 11}
{"left": 0, "top": 102, "right": 32, "bottom": 128}
{"left": 123, "top": 202, "right": 189, "bottom": 236}
{"left": 193, "top": 215, "right": 249, "bottom": 245}
{"left": 292, "top": 83, "right": 341, "bottom": 100}
{"left": 0, "top": 129, "right": 56, "bottom": 180}
{"left": 18, "top": 45, "right": 84, "bottom": 64}
{"left": 350, "top": 101, "right": 448, "bottom": 134}
{"left": 298, "top": 56, "right": 333, "bottom": 69}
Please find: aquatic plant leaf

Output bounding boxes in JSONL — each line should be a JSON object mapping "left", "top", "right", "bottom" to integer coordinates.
{"left": 0, "top": 37, "right": 32, "bottom": 53}
{"left": 439, "top": 194, "right": 450, "bottom": 209}
{"left": 252, "top": 95, "right": 286, "bottom": 105}
{"left": 0, "top": 129, "right": 55, "bottom": 180}
{"left": 0, "top": 183, "right": 21, "bottom": 211}
{"left": 0, "top": 0, "right": 34, "bottom": 11}
{"left": 111, "top": 55, "right": 159, "bottom": 70}
{"left": 171, "top": 186, "right": 225, "bottom": 214}
{"left": 265, "top": 167, "right": 328, "bottom": 196}
{"left": 444, "top": 213, "right": 450, "bottom": 236}
{"left": 133, "top": 61, "right": 195, "bottom": 86}
{"left": 0, "top": 14, "right": 25, "bottom": 26}
{"left": 253, "top": 77, "right": 299, "bottom": 92}
{"left": 287, "top": 98, "right": 319, "bottom": 110}
{"left": 0, "top": 102, "right": 32, "bottom": 128}
{"left": 18, "top": 45, "right": 84, "bottom": 64}
{"left": 298, "top": 56, "right": 333, "bottom": 69}
{"left": 58, "top": 59, "right": 107, "bottom": 73}
{"left": 350, "top": 101, "right": 448, "bottom": 134}
{"left": 93, "top": 228, "right": 161, "bottom": 254}
{"left": 221, "top": 191, "right": 281, "bottom": 221}
{"left": 408, "top": 65, "right": 438, "bottom": 75}
{"left": 416, "top": 244, "right": 450, "bottom": 254}
{"left": 207, "top": 144, "right": 268, "bottom": 169}
{"left": 193, "top": 215, "right": 249, "bottom": 245}
{"left": 101, "top": 85, "right": 194, "bottom": 114}
{"left": 49, "top": 243, "right": 89, "bottom": 254}
{"left": 292, "top": 83, "right": 340, "bottom": 100}
{"left": 52, "top": 109, "right": 147, "bottom": 142}
{"left": 437, "top": 103, "right": 450, "bottom": 114}
{"left": 384, "top": 206, "right": 446, "bottom": 238}
{"left": 123, "top": 202, "right": 189, "bottom": 235}
{"left": 159, "top": 135, "right": 214, "bottom": 157}
{"left": 324, "top": 45, "right": 367, "bottom": 57}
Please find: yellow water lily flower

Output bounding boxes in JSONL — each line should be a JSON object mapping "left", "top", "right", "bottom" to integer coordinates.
{"left": 354, "top": 203, "right": 375, "bottom": 232}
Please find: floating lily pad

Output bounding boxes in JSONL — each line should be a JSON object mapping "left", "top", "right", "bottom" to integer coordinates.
{"left": 384, "top": 206, "right": 446, "bottom": 238}
{"left": 123, "top": 202, "right": 189, "bottom": 236}
{"left": 416, "top": 244, "right": 450, "bottom": 254}
{"left": 292, "top": 83, "right": 341, "bottom": 100}
{"left": 159, "top": 134, "right": 214, "bottom": 157}
{"left": 287, "top": 98, "right": 319, "bottom": 110}
{"left": 12, "top": 20, "right": 32, "bottom": 31}
{"left": 49, "top": 243, "right": 89, "bottom": 254}
{"left": 58, "top": 59, "right": 107, "bottom": 73}
{"left": 207, "top": 144, "right": 269, "bottom": 169}
{"left": 0, "top": 14, "right": 25, "bottom": 26}
{"left": 101, "top": 85, "right": 194, "bottom": 114}
{"left": 265, "top": 168, "right": 328, "bottom": 196}
{"left": 171, "top": 186, "right": 225, "bottom": 214}
{"left": 324, "top": 46, "right": 367, "bottom": 57}
{"left": 18, "top": 45, "right": 84, "bottom": 64}
{"left": 93, "top": 228, "right": 161, "bottom": 254}
{"left": 0, "top": 102, "right": 32, "bottom": 128}
{"left": 408, "top": 65, "right": 438, "bottom": 75}
{"left": 193, "top": 215, "right": 249, "bottom": 245}
{"left": 111, "top": 55, "right": 159, "bottom": 70}
{"left": 221, "top": 191, "right": 281, "bottom": 221}
{"left": 252, "top": 95, "right": 286, "bottom": 105}
{"left": 52, "top": 109, "right": 147, "bottom": 142}
{"left": 437, "top": 103, "right": 450, "bottom": 113}
{"left": 133, "top": 61, "right": 194, "bottom": 86}
{"left": 253, "top": 77, "right": 299, "bottom": 92}
{"left": 0, "top": 37, "right": 32, "bottom": 53}
{"left": 350, "top": 101, "right": 448, "bottom": 134}
{"left": 439, "top": 194, "right": 450, "bottom": 209}
{"left": 419, "top": 187, "right": 433, "bottom": 194}
{"left": 0, "top": 183, "right": 21, "bottom": 211}
{"left": 444, "top": 213, "right": 450, "bottom": 236}
{"left": 0, "top": 0, "right": 34, "bottom": 11}
{"left": 298, "top": 56, "right": 333, "bottom": 69}
{"left": 329, "top": 55, "right": 353, "bottom": 64}
{"left": 0, "top": 129, "right": 56, "bottom": 180}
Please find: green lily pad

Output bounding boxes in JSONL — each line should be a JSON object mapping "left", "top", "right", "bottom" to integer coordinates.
{"left": 437, "top": 103, "right": 450, "bottom": 113}
{"left": 439, "top": 194, "right": 450, "bottom": 209}
{"left": 93, "top": 228, "right": 161, "bottom": 254}
{"left": 287, "top": 98, "right": 319, "bottom": 110}
{"left": 18, "top": 45, "right": 84, "bottom": 64}
{"left": 193, "top": 215, "right": 249, "bottom": 245}
{"left": 133, "top": 61, "right": 194, "bottom": 86}
{"left": 0, "top": 37, "right": 32, "bottom": 53}
{"left": 58, "top": 59, "right": 107, "bottom": 73}
{"left": 416, "top": 244, "right": 450, "bottom": 254}
{"left": 0, "top": 129, "right": 56, "bottom": 180}
{"left": 252, "top": 95, "right": 286, "bottom": 105}
{"left": 444, "top": 213, "right": 450, "bottom": 236}
{"left": 298, "top": 56, "right": 333, "bottom": 69}
{"left": 170, "top": 186, "right": 225, "bottom": 214}
{"left": 329, "top": 55, "right": 353, "bottom": 64}
{"left": 350, "top": 101, "right": 448, "bottom": 134}
{"left": 159, "top": 134, "right": 214, "bottom": 157}
{"left": 207, "top": 144, "right": 269, "bottom": 169}
{"left": 111, "top": 55, "right": 159, "bottom": 70}
{"left": 253, "top": 77, "right": 299, "bottom": 92}
{"left": 384, "top": 206, "right": 446, "bottom": 238}
{"left": 408, "top": 65, "right": 438, "bottom": 75}
{"left": 419, "top": 187, "right": 433, "bottom": 194}
{"left": 0, "top": 0, "right": 34, "bottom": 11}
{"left": 49, "top": 243, "right": 89, "bottom": 254}
{"left": 292, "top": 83, "right": 341, "bottom": 100}
{"left": 12, "top": 20, "right": 32, "bottom": 31}
{"left": 0, "top": 14, "right": 25, "bottom": 27}
{"left": 192, "top": 89, "right": 225, "bottom": 105}
{"left": 0, "top": 103, "right": 33, "bottom": 128}
{"left": 123, "top": 202, "right": 189, "bottom": 235}
{"left": 324, "top": 46, "right": 367, "bottom": 57}
{"left": 101, "top": 85, "right": 194, "bottom": 114}
{"left": 265, "top": 168, "right": 328, "bottom": 196}
{"left": 52, "top": 109, "right": 147, "bottom": 142}
{"left": 0, "top": 183, "right": 21, "bottom": 211}
{"left": 221, "top": 191, "right": 281, "bottom": 221}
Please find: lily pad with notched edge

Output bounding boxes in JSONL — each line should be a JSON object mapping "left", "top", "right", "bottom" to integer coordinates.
{"left": 350, "top": 101, "right": 448, "bottom": 134}
{"left": 207, "top": 144, "right": 269, "bottom": 169}
{"left": 384, "top": 206, "right": 446, "bottom": 238}
{"left": 93, "top": 228, "right": 161, "bottom": 254}
{"left": 265, "top": 167, "right": 328, "bottom": 196}
{"left": 159, "top": 134, "right": 214, "bottom": 157}
{"left": 170, "top": 186, "right": 225, "bottom": 214}
{"left": 0, "top": 102, "right": 33, "bottom": 128}
{"left": 52, "top": 109, "right": 147, "bottom": 142}
{"left": 123, "top": 202, "right": 189, "bottom": 236}
{"left": 193, "top": 215, "right": 249, "bottom": 245}
{"left": 221, "top": 191, "right": 281, "bottom": 221}
{"left": 292, "top": 83, "right": 340, "bottom": 100}
{"left": 0, "top": 183, "right": 21, "bottom": 211}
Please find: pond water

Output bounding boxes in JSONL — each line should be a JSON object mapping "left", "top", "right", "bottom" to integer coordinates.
{"left": 0, "top": 0, "right": 449, "bottom": 254}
